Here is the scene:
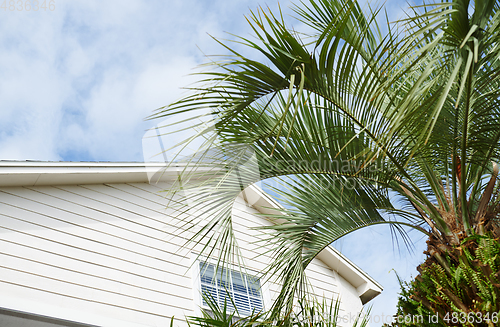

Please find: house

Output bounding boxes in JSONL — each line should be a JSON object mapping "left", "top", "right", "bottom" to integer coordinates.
{"left": 0, "top": 161, "right": 382, "bottom": 326}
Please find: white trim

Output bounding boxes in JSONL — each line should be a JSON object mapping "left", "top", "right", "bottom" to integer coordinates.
{"left": 190, "top": 253, "right": 271, "bottom": 317}
{"left": 0, "top": 295, "right": 152, "bottom": 327}
{"left": 0, "top": 162, "right": 181, "bottom": 187}
{"left": 242, "top": 184, "right": 383, "bottom": 304}
{"left": 190, "top": 253, "right": 203, "bottom": 318}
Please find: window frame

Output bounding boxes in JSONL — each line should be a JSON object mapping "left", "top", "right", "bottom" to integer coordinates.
{"left": 190, "top": 254, "right": 271, "bottom": 318}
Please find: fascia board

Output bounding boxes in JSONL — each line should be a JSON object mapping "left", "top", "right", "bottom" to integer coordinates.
{"left": 242, "top": 184, "right": 383, "bottom": 304}
{"left": 0, "top": 162, "right": 209, "bottom": 186}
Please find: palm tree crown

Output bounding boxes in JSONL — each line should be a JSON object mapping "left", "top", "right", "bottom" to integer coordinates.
{"left": 151, "top": 0, "right": 500, "bottom": 317}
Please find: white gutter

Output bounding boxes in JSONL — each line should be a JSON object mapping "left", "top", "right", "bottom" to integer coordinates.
{"left": 0, "top": 161, "right": 185, "bottom": 187}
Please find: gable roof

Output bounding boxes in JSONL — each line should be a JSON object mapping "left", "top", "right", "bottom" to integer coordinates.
{"left": 0, "top": 160, "right": 382, "bottom": 304}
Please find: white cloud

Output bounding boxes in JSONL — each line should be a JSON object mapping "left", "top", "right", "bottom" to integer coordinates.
{"left": 0, "top": 0, "right": 296, "bottom": 161}
{"left": 59, "top": 55, "right": 200, "bottom": 161}
{"left": 0, "top": 9, "right": 68, "bottom": 160}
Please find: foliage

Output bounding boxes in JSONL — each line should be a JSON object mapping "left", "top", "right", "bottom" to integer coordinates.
{"left": 152, "top": 0, "right": 500, "bottom": 319}
{"left": 185, "top": 293, "right": 369, "bottom": 327}
{"left": 387, "top": 234, "right": 500, "bottom": 326}
{"left": 386, "top": 276, "right": 447, "bottom": 327}
{"left": 416, "top": 235, "right": 499, "bottom": 326}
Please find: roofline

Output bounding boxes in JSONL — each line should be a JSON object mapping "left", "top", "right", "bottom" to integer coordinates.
{"left": 0, "top": 161, "right": 383, "bottom": 303}
{"left": 242, "top": 184, "right": 383, "bottom": 304}
{"left": 0, "top": 161, "right": 186, "bottom": 187}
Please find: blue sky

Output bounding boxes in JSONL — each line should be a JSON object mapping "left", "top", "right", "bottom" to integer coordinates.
{"left": 0, "top": 0, "right": 426, "bottom": 324}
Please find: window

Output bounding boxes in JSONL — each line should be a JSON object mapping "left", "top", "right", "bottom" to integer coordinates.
{"left": 198, "top": 261, "right": 264, "bottom": 316}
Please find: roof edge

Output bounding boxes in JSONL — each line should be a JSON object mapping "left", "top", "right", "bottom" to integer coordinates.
{"left": 0, "top": 162, "right": 185, "bottom": 187}
{"left": 243, "top": 185, "right": 383, "bottom": 304}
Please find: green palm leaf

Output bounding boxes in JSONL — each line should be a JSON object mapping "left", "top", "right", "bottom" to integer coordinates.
{"left": 151, "top": 0, "right": 500, "bottom": 318}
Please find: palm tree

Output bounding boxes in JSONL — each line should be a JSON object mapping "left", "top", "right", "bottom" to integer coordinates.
{"left": 186, "top": 293, "right": 369, "bottom": 326}
{"left": 150, "top": 0, "right": 500, "bottom": 318}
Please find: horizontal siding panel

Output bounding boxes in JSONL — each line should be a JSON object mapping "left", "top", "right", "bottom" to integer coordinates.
{"left": 0, "top": 253, "right": 193, "bottom": 307}
{"left": 18, "top": 186, "right": 180, "bottom": 233}
{"left": 0, "top": 249, "right": 191, "bottom": 299}
{"left": 0, "top": 268, "right": 194, "bottom": 317}
{"left": 0, "top": 227, "right": 192, "bottom": 290}
{"left": 108, "top": 183, "right": 179, "bottom": 206}
{"left": 0, "top": 188, "right": 186, "bottom": 244}
{"left": 53, "top": 184, "right": 179, "bottom": 222}
{"left": 0, "top": 202, "right": 194, "bottom": 274}
{"left": 125, "top": 182, "right": 173, "bottom": 194}
{"left": 79, "top": 184, "right": 175, "bottom": 213}
{"left": 0, "top": 188, "right": 197, "bottom": 255}
{"left": 0, "top": 279, "right": 191, "bottom": 323}
{"left": 0, "top": 239, "right": 192, "bottom": 297}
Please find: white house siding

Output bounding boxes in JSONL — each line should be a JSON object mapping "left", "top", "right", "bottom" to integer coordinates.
{"left": 0, "top": 181, "right": 362, "bottom": 327}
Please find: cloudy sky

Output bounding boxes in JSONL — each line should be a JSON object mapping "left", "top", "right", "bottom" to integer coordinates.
{"left": 0, "top": 0, "right": 426, "bottom": 323}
